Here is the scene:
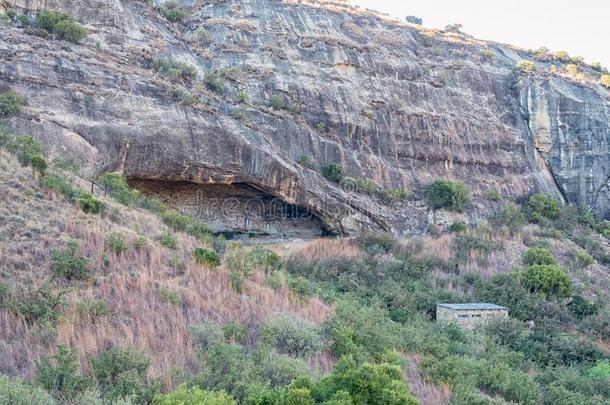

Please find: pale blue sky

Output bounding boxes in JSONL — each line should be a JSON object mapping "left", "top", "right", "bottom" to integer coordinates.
{"left": 352, "top": 0, "right": 610, "bottom": 68}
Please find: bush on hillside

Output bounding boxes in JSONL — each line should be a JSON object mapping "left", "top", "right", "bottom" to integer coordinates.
{"left": 601, "top": 75, "right": 610, "bottom": 88}
{"left": 0, "top": 90, "right": 24, "bottom": 120}
{"left": 6, "top": 135, "right": 42, "bottom": 166}
{"left": 36, "top": 345, "right": 91, "bottom": 399}
{"left": 97, "top": 172, "right": 139, "bottom": 205}
{"left": 522, "top": 247, "right": 556, "bottom": 266}
{"left": 152, "top": 56, "right": 197, "bottom": 82}
{"left": 92, "top": 347, "right": 156, "bottom": 403}
{"left": 524, "top": 193, "right": 561, "bottom": 223}
{"left": 261, "top": 314, "right": 323, "bottom": 357}
{"left": 37, "top": 9, "right": 87, "bottom": 43}
{"left": 297, "top": 155, "right": 315, "bottom": 169}
{"left": 193, "top": 248, "right": 221, "bottom": 268}
{"left": 30, "top": 154, "right": 48, "bottom": 176}
{"left": 425, "top": 179, "right": 469, "bottom": 211}
{"left": 322, "top": 163, "right": 343, "bottom": 183}
{"left": 76, "top": 192, "right": 103, "bottom": 214}
{"left": 520, "top": 264, "right": 572, "bottom": 299}
{"left": 489, "top": 203, "right": 525, "bottom": 233}
{"left": 568, "top": 295, "right": 598, "bottom": 319}
{"left": 51, "top": 240, "right": 90, "bottom": 280}
{"left": 159, "top": 0, "right": 186, "bottom": 23}
{"left": 0, "top": 375, "right": 57, "bottom": 404}
{"left": 154, "top": 385, "right": 237, "bottom": 405}
{"left": 516, "top": 60, "right": 536, "bottom": 73}
{"left": 105, "top": 232, "right": 127, "bottom": 254}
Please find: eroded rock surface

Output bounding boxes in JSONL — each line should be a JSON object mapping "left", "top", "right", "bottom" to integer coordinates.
{"left": 1, "top": 0, "right": 609, "bottom": 235}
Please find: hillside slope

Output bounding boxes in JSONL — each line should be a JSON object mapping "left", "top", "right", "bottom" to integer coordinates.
{"left": 0, "top": 0, "right": 609, "bottom": 236}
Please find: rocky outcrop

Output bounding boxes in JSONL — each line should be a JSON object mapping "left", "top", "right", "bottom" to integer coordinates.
{"left": 1, "top": 0, "right": 609, "bottom": 236}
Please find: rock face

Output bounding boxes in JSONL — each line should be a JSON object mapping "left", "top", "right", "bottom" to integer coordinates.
{"left": 1, "top": 0, "right": 609, "bottom": 235}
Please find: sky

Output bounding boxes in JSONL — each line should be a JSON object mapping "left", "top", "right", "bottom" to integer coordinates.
{"left": 351, "top": 0, "right": 610, "bottom": 68}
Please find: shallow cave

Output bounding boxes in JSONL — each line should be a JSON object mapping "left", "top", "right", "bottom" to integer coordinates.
{"left": 128, "top": 179, "right": 328, "bottom": 240}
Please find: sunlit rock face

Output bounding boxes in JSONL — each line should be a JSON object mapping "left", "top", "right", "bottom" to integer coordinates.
{"left": 1, "top": 0, "right": 608, "bottom": 235}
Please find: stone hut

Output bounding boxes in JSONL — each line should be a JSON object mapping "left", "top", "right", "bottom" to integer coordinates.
{"left": 436, "top": 303, "right": 508, "bottom": 329}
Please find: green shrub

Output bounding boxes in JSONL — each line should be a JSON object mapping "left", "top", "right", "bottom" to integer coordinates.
{"left": 357, "top": 232, "right": 395, "bottom": 255}
{"left": 575, "top": 251, "right": 594, "bottom": 268}
{"left": 601, "top": 74, "right": 610, "bottom": 88}
{"left": 449, "top": 221, "right": 467, "bottom": 233}
{"left": 76, "top": 192, "right": 103, "bottom": 214}
{"left": 522, "top": 247, "right": 556, "bottom": 266}
{"left": 152, "top": 56, "right": 197, "bottom": 82}
{"left": 37, "top": 10, "right": 87, "bottom": 43}
{"left": 158, "top": 232, "right": 178, "bottom": 249}
{"left": 525, "top": 193, "right": 561, "bottom": 223}
{"left": 195, "top": 342, "right": 256, "bottom": 401}
{"left": 516, "top": 60, "right": 536, "bottom": 72}
{"left": 36, "top": 345, "right": 91, "bottom": 399}
{"left": 31, "top": 154, "right": 48, "bottom": 176}
{"left": 161, "top": 209, "right": 190, "bottom": 231}
{"left": 319, "top": 356, "right": 418, "bottom": 405}
{"left": 255, "top": 349, "right": 311, "bottom": 387}
{"left": 322, "top": 163, "right": 343, "bottom": 183}
{"left": 51, "top": 240, "right": 89, "bottom": 280}
{"left": 588, "top": 360, "right": 610, "bottom": 379}
{"left": 223, "top": 321, "right": 248, "bottom": 345}
{"left": 0, "top": 89, "right": 24, "bottom": 120}
{"left": 323, "top": 301, "right": 403, "bottom": 360}
{"left": 159, "top": 287, "right": 181, "bottom": 306}
{"left": 297, "top": 155, "right": 315, "bottom": 169}
{"left": 154, "top": 385, "right": 237, "bottom": 405}
{"left": 6, "top": 135, "right": 42, "bottom": 166}
{"left": 0, "top": 374, "right": 57, "bottom": 405}
{"left": 568, "top": 295, "right": 598, "bottom": 319}
{"left": 193, "top": 247, "right": 221, "bottom": 268}
{"left": 270, "top": 94, "right": 285, "bottom": 110}
{"left": 425, "top": 179, "right": 469, "bottom": 211}
{"left": 105, "top": 232, "right": 127, "bottom": 254}
{"left": 53, "top": 19, "right": 87, "bottom": 43}
{"left": 204, "top": 71, "right": 225, "bottom": 93}
{"left": 190, "top": 320, "right": 225, "bottom": 350}
{"left": 250, "top": 246, "right": 280, "bottom": 273}
{"left": 261, "top": 314, "right": 323, "bottom": 357}
{"left": 97, "top": 173, "right": 139, "bottom": 205}
{"left": 489, "top": 203, "right": 525, "bottom": 233}
{"left": 520, "top": 264, "right": 572, "bottom": 298}
{"left": 12, "top": 284, "right": 68, "bottom": 324}
{"left": 159, "top": 0, "right": 186, "bottom": 23}
{"left": 92, "top": 347, "right": 156, "bottom": 403}
{"left": 76, "top": 299, "right": 109, "bottom": 321}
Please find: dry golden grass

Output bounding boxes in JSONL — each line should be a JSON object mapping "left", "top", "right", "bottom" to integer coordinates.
{"left": 0, "top": 152, "right": 331, "bottom": 386}
{"left": 403, "top": 353, "right": 451, "bottom": 405}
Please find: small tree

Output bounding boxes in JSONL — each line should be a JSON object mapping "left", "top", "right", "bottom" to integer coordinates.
{"left": 36, "top": 345, "right": 91, "bottom": 399}
{"left": 425, "top": 179, "right": 469, "bottom": 211}
{"left": 515, "top": 60, "right": 536, "bottom": 73}
{"left": 6, "top": 135, "right": 42, "bottom": 166}
{"left": 76, "top": 192, "right": 103, "bottom": 214}
{"left": 322, "top": 163, "right": 343, "bottom": 183}
{"left": 51, "top": 240, "right": 89, "bottom": 281}
{"left": 522, "top": 247, "right": 556, "bottom": 266}
{"left": 520, "top": 264, "right": 572, "bottom": 298}
{"left": 193, "top": 248, "right": 221, "bottom": 268}
{"left": 91, "top": 347, "right": 155, "bottom": 403}
{"left": 30, "top": 154, "right": 48, "bottom": 177}
{"left": 524, "top": 193, "right": 561, "bottom": 223}
{"left": 0, "top": 90, "right": 24, "bottom": 120}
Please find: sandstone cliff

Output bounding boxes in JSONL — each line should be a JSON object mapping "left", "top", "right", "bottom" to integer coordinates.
{"left": 1, "top": 0, "right": 609, "bottom": 236}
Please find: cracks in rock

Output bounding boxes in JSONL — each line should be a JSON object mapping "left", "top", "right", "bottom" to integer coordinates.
{"left": 514, "top": 81, "right": 568, "bottom": 204}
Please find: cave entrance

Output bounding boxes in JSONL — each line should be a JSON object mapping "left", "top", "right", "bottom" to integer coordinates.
{"left": 128, "top": 179, "right": 326, "bottom": 240}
